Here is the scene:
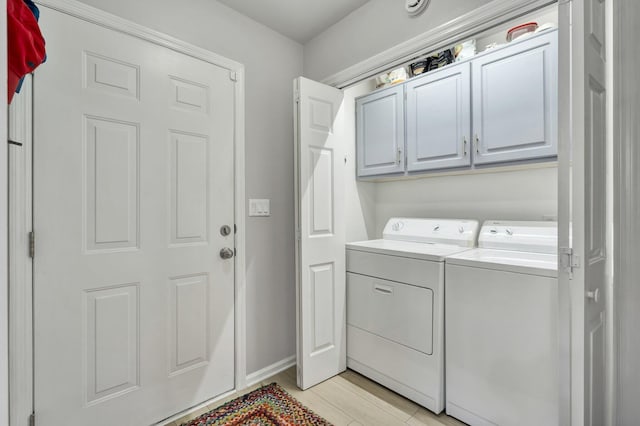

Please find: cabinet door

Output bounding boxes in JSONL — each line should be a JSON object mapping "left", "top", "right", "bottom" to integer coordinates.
{"left": 406, "top": 63, "right": 471, "bottom": 172}
{"left": 356, "top": 85, "right": 405, "bottom": 177}
{"left": 472, "top": 31, "right": 558, "bottom": 165}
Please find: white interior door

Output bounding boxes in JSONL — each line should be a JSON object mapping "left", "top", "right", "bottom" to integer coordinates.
{"left": 294, "top": 77, "right": 346, "bottom": 390}
{"left": 33, "top": 8, "right": 236, "bottom": 425}
{"left": 559, "top": 1, "right": 607, "bottom": 425}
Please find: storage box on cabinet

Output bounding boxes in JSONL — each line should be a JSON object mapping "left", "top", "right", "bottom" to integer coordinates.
{"left": 355, "top": 30, "right": 558, "bottom": 178}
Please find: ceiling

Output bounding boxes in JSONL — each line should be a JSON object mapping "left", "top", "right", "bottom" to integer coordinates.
{"left": 216, "top": 0, "right": 370, "bottom": 44}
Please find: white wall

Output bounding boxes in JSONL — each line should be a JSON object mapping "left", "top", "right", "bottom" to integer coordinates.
{"left": 304, "top": 0, "right": 492, "bottom": 81}
{"left": 343, "top": 82, "right": 377, "bottom": 243}
{"left": 374, "top": 167, "right": 557, "bottom": 237}
{"left": 74, "top": 0, "right": 303, "bottom": 376}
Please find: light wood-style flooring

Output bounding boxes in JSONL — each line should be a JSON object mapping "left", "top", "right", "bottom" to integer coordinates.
{"left": 166, "top": 367, "right": 465, "bottom": 426}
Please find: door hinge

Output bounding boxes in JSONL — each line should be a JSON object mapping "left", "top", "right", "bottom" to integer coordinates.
{"left": 560, "top": 247, "right": 580, "bottom": 272}
{"left": 295, "top": 229, "right": 301, "bottom": 241}
{"left": 229, "top": 71, "right": 237, "bottom": 82}
{"left": 29, "top": 412, "right": 35, "bottom": 426}
{"left": 294, "top": 91, "right": 300, "bottom": 104}
{"left": 28, "top": 231, "right": 35, "bottom": 258}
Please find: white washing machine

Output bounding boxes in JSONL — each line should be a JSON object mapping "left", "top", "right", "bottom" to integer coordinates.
{"left": 445, "top": 220, "right": 559, "bottom": 426}
{"left": 346, "top": 217, "right": 479, "bottom": 414}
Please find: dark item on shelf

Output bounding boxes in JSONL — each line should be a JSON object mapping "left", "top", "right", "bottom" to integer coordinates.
{"left": 409, "top": 59, "right": 429, "bottom": 76}
{"left": 426, "top": 49, "right": 455, "bottom": 72}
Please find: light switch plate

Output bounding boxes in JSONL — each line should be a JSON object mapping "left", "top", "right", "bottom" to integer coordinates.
{"left": 249, "top": 199, "right": 270, "bottom": 217}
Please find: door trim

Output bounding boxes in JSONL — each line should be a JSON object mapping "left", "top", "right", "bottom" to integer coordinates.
{"left": 11, "top": 1, "right": 247, "bottom": 422}
{"left": 8, "top": 76, "right": 33, "bottom": 426}
{"left": 557, "top": 2, "right": 571, "bottom": 425}
{"left": 321, "top": 0, "right": 557, "bottom": 89}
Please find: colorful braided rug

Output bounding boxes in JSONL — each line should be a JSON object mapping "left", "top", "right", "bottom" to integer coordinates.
{"left": 181, "top": 383, "right": 333, "bottom": 426}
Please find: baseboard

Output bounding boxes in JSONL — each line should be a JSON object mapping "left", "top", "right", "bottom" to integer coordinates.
{"left": 245, "top": 355, "right": 296, "bottom": 388}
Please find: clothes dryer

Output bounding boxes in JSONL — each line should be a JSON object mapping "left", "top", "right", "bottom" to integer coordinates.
{"left": 346, "top": 217, "right": 479, "bottom": 413}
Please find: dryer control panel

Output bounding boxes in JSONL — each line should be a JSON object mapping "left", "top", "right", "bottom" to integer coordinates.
{"left": 382, "top": 218, "right": 479, "bottom": 247}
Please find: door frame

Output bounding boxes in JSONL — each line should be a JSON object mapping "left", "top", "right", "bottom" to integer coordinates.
{"left": 9, "top": 0, "right": 247, "bottom": 423}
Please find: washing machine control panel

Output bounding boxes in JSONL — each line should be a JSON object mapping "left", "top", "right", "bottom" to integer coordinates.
{"left": 479, "top": 220, "right": 558, "bottom": 254}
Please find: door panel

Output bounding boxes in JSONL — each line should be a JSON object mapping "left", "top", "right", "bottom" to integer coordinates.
{"left": 588, "top": 312, "right": 606, "bottom": 426}
{"left": 559, "top": 0, "right": 608, "bottom": 425}
{"left": 309, "top": 263, "right": 336, "bottom": 355}
{"left": 406, "top": 63, "right": 471, "bottom": 171}
{"left": 85, "top": 284, "right": 139, "bottom": 404}
{"left": 295, "top": 77, "right": 346, "bottom": 390}
{"left": 356, "top": 85, "right": 405, "bottom": 176}
{"left": 85, "top": 116, "right": 139, "bottom": 251}
{"left": 473, "top": 31, "right": 558, "bottom": 165}
{"left": 34, "top": 8, "right": 235, "bottom": 426}
{"left": 580, "top": 1, "right": 608, "bottom": 425}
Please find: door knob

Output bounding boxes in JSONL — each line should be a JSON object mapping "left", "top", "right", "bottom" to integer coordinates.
{"left": 220, "top": 247, "right": 234, "bottom": 260}
{"left": 586, "top": 288, "right": 600, "bottom": 303}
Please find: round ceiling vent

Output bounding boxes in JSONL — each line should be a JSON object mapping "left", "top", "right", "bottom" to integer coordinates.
{"left": 406, "top": 0, "right": 431, "bottom": 16}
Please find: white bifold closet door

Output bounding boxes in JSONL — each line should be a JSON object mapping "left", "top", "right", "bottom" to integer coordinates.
{"left": 294, "top": 77, "right": 347, "bottom": 390}
{"left": 558, "top": 0, "right": 608, "bottom": 425}
{"left": 33, "top": 7, "right": 236, "bottom": 426}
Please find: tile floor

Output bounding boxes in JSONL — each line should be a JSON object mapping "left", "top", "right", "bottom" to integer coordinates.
{"left": 165, "top": 367, "right": 465, "bottom": 426}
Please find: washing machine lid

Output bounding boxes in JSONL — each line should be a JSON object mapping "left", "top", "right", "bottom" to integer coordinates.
{"left": 478, "top": 220, "right": 557, "bottom": 254}
{"left": 446, "top": 248, "right": 558, "bottom": 277}
{"left": 346, "top": 218, "right": 479, "bottom": 261}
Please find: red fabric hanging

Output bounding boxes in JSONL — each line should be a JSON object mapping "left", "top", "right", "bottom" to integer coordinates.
{"left": 8, "top": 0, "right": 46, "bottom": 103}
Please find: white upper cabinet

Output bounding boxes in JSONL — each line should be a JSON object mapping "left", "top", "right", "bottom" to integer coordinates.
{"left": 406, "top": 62, "right": 471, "bottom": 172}
{"left": 356, "top": 85, "right": 405, "bottom": 177}
{"left": 355, "top": 29, "right": 558, "bottom": 178}
{"left": 472, "top": 31, "right": 558, "bottom": 165}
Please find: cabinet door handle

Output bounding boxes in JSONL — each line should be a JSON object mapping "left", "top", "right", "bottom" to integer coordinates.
{"left": 474, "top": 134, "right": 480, "bottom": 154}
{"left": 396, "top": 148, "right": 402, "bottom": 165}
{"left": 374, "top": 285, "right": 393, "bottom": 295}
{"left": 463, "top": 136, "right": 468, "bottom": 156}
